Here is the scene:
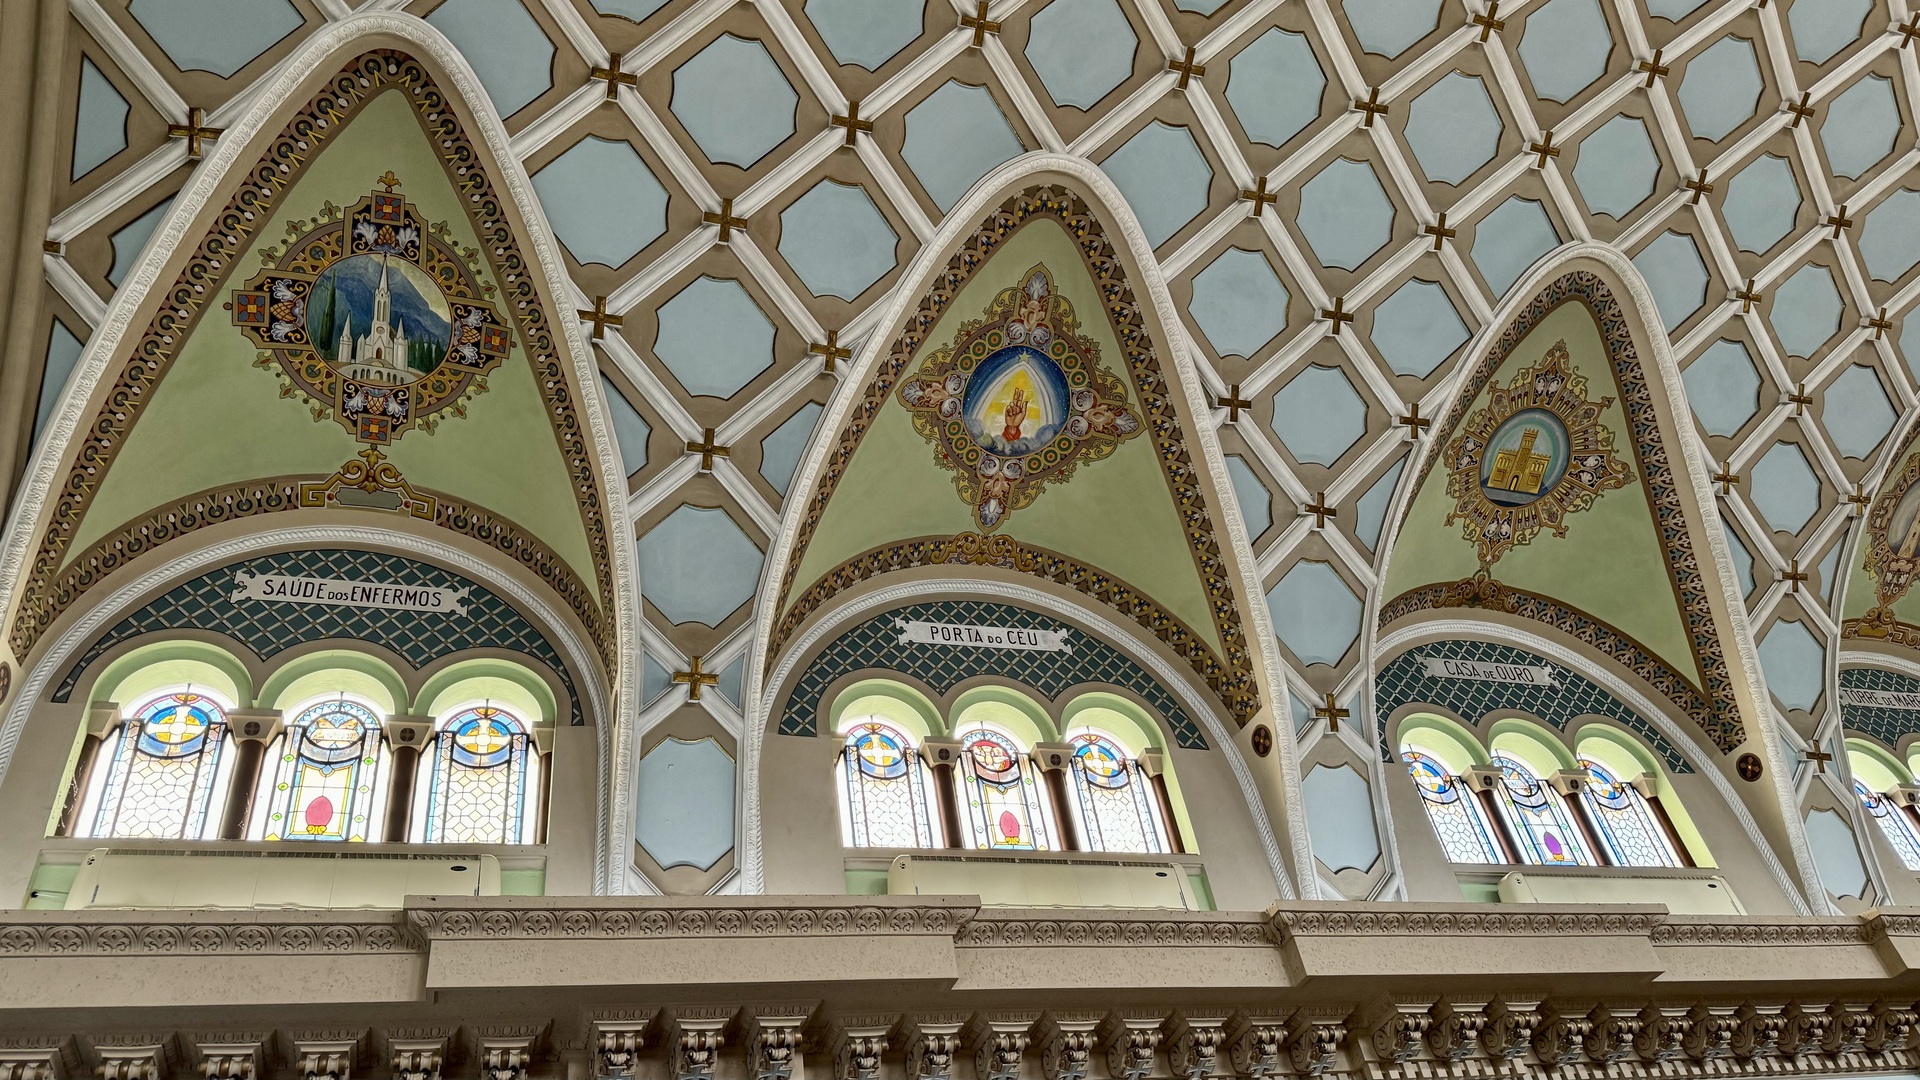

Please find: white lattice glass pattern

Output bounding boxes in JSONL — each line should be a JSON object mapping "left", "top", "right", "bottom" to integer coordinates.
{"left": 1065, "top": 733, "right": 1170, "bottom": 854}
{"left": 417, "top": 704, "right": 536, "bottom": 844}
{"left": 1490, "top": 755, "right": 1595, "bottom": 866}
{"left": 1576, "top": 758, "right": 1681, "bottom": 867}
{"left": 1856, "top": 779, "right": 1920, "bottom": 871}
{"left": 956, "top": 727, "right": 1054, "bottom": 851}
{"left": 837, "top": 720, "right": 938, "bottom": 848}
{"left": 84, "top": 689, "right": 232, "bottom": 840}
{"left": 1400, "top": 749, "right": 1502, "bottom": 864}
{"left": 255, "top": 698, "right": 386, "bottom": 842}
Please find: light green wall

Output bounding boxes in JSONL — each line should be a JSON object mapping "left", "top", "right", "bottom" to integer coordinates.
{"left": 786, "top": 217, "right": 1222, "bottom": 654}
{"left": 69, "top": 90, "right": 599, "bottom": 595}
{"left": 1383, "top": 301, "right": 1696, "bottom": 681}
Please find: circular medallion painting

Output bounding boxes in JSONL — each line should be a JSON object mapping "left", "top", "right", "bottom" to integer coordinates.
{"left": 306, "top": 253, "right": 454, "bottom": 386}
{"left": 961, "top": 346, "right": 1072, "bottom": 457}
{"left": 1478, "top": 408, "right": 1571, "bottom": 507}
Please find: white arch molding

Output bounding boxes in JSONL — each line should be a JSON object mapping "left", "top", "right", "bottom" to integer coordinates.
{"left": 737, "top": 152, "right": 1317, "bottom": 896}
{"left": 1362, "top": 240, "right": 1825, "bottom": 914}
{"left": 0, "top": 13, "right": 645, "bottom": 894}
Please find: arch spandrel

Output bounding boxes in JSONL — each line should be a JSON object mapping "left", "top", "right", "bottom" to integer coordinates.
{"left": 746, "top": 156, "right": 1311, "bottom": 898}
{"left": 0, "top": 26, "right": 628, "bottom": 683}
{"left": 1372, "top": 244, "right": 1822, "bottom": 913}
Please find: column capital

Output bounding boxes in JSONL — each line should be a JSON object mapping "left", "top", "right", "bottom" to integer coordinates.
{"left": 224, "top": 710, "right": 282, "bottom": 744}
{"left": 1031, "top": 744, "right": 1075, "bottom": 774}
{"left": 383, "top": 1028, "right": 451, "bottom": 1080}
{"left": 380, "top": 714, "right": 435, "bottom": 752}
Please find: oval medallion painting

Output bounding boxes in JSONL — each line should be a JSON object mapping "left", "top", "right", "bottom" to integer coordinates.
{"left": 232, "top": 174, "right": 513, "bottom": 445}
{"left": 898, "top": 267, "right": 1143, "bottom": 530}
{"left": 1849, "top": 450, "right": 1920, "bottom": 639}
{"left": 1444, "top": 340, "right": 1632, "bottom": 568}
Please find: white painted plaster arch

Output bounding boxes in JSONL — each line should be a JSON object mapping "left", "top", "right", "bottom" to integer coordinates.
{"left": 1363, "top": 240, "right": 1824, "bottom": 914}
{"left": 738, "top": 152, "right": 1317, "bottom": 897}
{"left": 0, "top": 13, "right": 643, "bottom": 895}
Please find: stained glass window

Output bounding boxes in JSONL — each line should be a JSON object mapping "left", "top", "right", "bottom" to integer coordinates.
{"left": 956, "top": 727, "right": 1054, "bottom": 850}
{"left": 1489, "top": 754, "right": 1595, "bottom": 866}
{"left": 1856, "top": 779, "right": 1920, "bottom": 871}
{"left": 254, "top": 698, "right": 386, "bottom": 842}
{"left": 1400, "top": 749, "right": 1502, "bottom": 864}
{"left": 1064, "top": 732, "right": 1170, "bottom": 854}
{"left": 837, "top": 720, "right": 938, "bottom": 848}
{"left": 81, "top": 689, "right": 234, "bottom": 840}
{"left": 1576, "top": 758, "right": 1682, "bottom": 868}
{"left": 416, "top": 703, "right": 537, "bottom": 844}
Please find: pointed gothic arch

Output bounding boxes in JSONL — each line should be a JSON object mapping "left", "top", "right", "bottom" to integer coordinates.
{"left": 1366, "top": 241, "right": 1823, "bottom": 913}
{"left": 0, "top": 14, "right": 641, "bottom": 893}
{"left": 739, "top": 154, "right": 1314, "bottom": 899}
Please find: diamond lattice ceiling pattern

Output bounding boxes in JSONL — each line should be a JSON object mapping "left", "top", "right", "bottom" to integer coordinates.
{"left": 32, "top": 0, "right": 1920, "bottom": 893}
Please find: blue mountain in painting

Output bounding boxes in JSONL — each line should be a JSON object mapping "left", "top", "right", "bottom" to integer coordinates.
{"left": 308, "top": 254, "right": 452, "bottom": 370}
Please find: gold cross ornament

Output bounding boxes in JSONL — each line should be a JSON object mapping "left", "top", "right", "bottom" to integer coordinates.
{"left": 1313, "top": 693, "right": 1349, "bottom": 733}
{"left": 685, "top": 428, "right": 731, "bottom": 470}
{"left": 673, "top": 656, "right": 721, "bottom": 701}
{"left": 167, "top": 107, "right": 224, "bottom": 159}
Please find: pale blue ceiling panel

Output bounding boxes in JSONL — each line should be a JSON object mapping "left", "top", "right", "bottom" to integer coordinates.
{"left": 1749, "top": 441, "right": 1822, "bottom": 534}
{"left": 1759, "top": 619, "right": 1826, "bottom": 712}
{"left": 1225, "top": 29, "right": 1325, "bottom": 147}
{"left": 655, "top": 277, "right": 776, "bottom": 398}
{"left": 1303, "top": 764, "right": 1380, "bottom": 873}
{"left": 1353, "top": 457, "right": 1406, "bottom": 550}
{"left": 33, "top": 320, "right": 83, "bottom": 450}
{"left": 1370, "top": 278, "right": 1467, "bottom": 378}
{"left": 1769, "top": 263, "right": 1843, "bottom": 358}
{"left": 130, "top": 0, "right": 302, "bottom": 78}
{"left": 779, "top": 180, "right": 899, "bottom": 299}
{"left": 636, "top": 737, "right": 736, "bottom": 871}
{"left": 1901, "top": 315, "right": 1920, "bottom": 385}
{"left": 1721, "top": 155, "right": 1800, "bottom": 253}
{"left": 1821, "top": 74, "right": 1899, "bottom": 179}
{"left": 760, "top": 402, "right": 825, "bottom": 495}
{"left": 598, "top": 375, "right": 652, "bottom": 478}
{"left": 1224, "top": 454, "right": 1272, "bottom": 541}
{"left": 1645, "top": 0, "right": 1709, "bottom": 18}
{"left": 1676, "top": 35, "right": 1763, "bottom": 142}
{"left": 637, "top": 506, "right": 764, "bottom": 625}
{"left": 1472, "top": 196, "right": 1560, "bottom": 298}
{"left": 426, "top": 0, "right": 555, "bottom": 118}
{"left": 1404, "top": 73, "right": 1502, "bottom": 185}
{"left": 806, "top": 0, "right": 927, "bottom": 69}
{"left": 1295, "top": 158, "right": 1396, "bottom": 270}
{"left": 1787, "top": 0, "right": 1871, "bottom": 63}
{"left": 1681, "top": 340, "right": 1761, "bottom": 437}
{"left": 901, "top": 81, "right": 1025, "bottom": 212}
{"left": 1188, "top": 247, "right": 1289, "bottom": 358}
{"left": 1722, "top": 523, "right": 1754, "bottom": 597}
{"left": 72, "top": 59, "right": 128, "bottom": 181}
{"left": 109, "top": 198, "right": 173, "bottom": 288}
{"left": 531, "top": 137, "right": 668, "bottom": 268}
{"left": 1632, "top": 231, "right": 1708, "bottom": 331}
{"left": 1518, "top": 0, "right": 1612, "bottom": 102}
{"left": 1100, "top": 122, "right": 1212, "bottom": 248}
{"left": 1267, "top": 561, "right": 1362, "bottom": 666}
{"left": 1804, "top": 808, "right": 1868, "bottom": 898}
{"left": 1271, "top": 364, "right": 1367, "bottom": 465}
{"left": 1344, "top": 0, "right": 1444, "bottom": 58}
{"left": 594, "top": 0, "right": 669, "bottom": 21}
{"left": 1572, "top": 114, "right": 1659, "bottom": 218}
{"left": 1026, "top": 0, "right": 1138, "bottom": 109}
{"left": 642, "top": 653, "right": 674, "bottom": 706}
{"left": 1823, "top": 365, "right": 1896, "bottom": 459}
{"left": 671, "top": 35, "right": 800, "bottom": 168}
{"left": 1860, "top": 189, "right": 1920, "bottom": 282}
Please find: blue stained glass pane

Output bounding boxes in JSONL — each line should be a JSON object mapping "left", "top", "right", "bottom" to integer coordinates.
{"left": 1857, "top": 779, "right": 1920, "bottom": 870}
{"left": 260, "top": 699, "right": 384, "bottom": 842}
{"left": 839, "top": 721, "right": 936, "bottom": 848}
{"left": 1577, "top": 759, "right": 1681, "bottom": 867}
{"left": 1066, "top": 733, "right": 1170, "bottom": 853}
{"left": 957, "top": 729, "right": 1053, "bottom": 851}
{"left": 1402, "top": 750, "right": 1502, "bottom": 863}
{"left": 1490, "top": 754, "right": 1594, "bottom": 866}
{"left": 422, "top": 705, "right": 530, "bottom": 844}
{"left": 90, "top": 691, "right": 230, "bottom": 840}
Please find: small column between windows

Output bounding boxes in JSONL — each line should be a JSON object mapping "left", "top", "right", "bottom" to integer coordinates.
{"left": 219, "top": 709, "right": 283, "bottom": 840}
{"left": 55, "top": 701, "right": 118, "bottom": 837}
{"left": 1032, "top": 742, "right": 1080, "bottom": 851}
{"left": 923, "top": 736, "right": 964, "bottom": 848}
{"left": 381, "top": 714, "right": 433, "bottom": 842}
{"left": 1139, "top": 748, "right": 1185, "bottom": 854}
{"left": 529, "top": 723, "right": 554, "bottom": 846}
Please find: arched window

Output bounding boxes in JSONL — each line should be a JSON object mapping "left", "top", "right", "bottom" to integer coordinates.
{"left": 1576, "top": 757, "right": 1682, "bottom": 868}
{"left": 1855, "top": 779, "right": 1920, "bottom": 871}
{"left": 1400, "top": 749, "right": 1503, "bottom": 864}
{"left": 1489, "top": 754, "right": 1595, "bottom": 866}
{"left": 414, "top": 703, "right": 538, "bottom": 844}
{"left": 253, "top": 697, "right": 387, "bottom": 842}
{"left": 837, "top": 720, "right": 939, "bottom": 848}
{"left": 1064, "top": 732, "right": 1171, "bottom": 854}
{"left": 956, "top": 726, "right": 1054, "bottom": 850}
{"left": 78, "top": 688, "right": 235, "bottom": 840}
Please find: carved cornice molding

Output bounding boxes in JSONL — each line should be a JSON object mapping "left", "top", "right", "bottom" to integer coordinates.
{"left": 0, "top": 915, "right": 413, "bottom": 956}
{"left": 1650, "top": 918, "right": 1871, "bottom": 945}
{"left": 956, "top": 914, "right": 1270, "bottom": 948}
{"left": 405, "top": 902, "right": 974, "bottom": 939}
{"left": 1270, "top": 906, "right": 1664, "bottom": 937}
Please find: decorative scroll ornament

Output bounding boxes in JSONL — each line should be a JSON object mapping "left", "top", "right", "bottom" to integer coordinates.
{"left": 1846, "top": 449, "right": 1920, "bottom": 642}
{"left": 1442, "top": 341, "right": 1631, "bottom": 569}
{"left": 231, "top": 174, "right": 513, "bottom": 445}
{"left": 896, "top": 265, "right": 1142, "bottom": 531}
